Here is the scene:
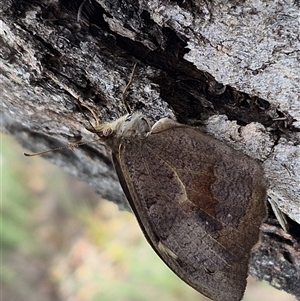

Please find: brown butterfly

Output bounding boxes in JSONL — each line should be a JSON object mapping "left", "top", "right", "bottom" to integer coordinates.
{"left": 87, "top": 111, "right": 267, "bottom": 301}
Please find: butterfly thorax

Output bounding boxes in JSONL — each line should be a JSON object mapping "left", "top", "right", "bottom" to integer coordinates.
{"left": 89, "top": 112, "right": 152, "bottom": 151}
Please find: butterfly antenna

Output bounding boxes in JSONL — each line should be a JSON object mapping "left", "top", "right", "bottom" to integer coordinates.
{"left": 24, "top": 138, "right": 102, "bottom": 157}
{"left": 76, "top": 100, "right": 101, "bottom": 129}
{"left": 122, "top": 62, "right": 137, "bottom": 114}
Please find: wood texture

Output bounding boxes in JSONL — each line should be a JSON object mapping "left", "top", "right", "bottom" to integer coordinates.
{"left": 1, "top": 0, "right": 299, "bottom": 298}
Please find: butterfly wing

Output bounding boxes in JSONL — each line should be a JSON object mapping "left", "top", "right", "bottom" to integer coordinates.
{"left": 112, "top": 120, "right": 266, "bottom": 301}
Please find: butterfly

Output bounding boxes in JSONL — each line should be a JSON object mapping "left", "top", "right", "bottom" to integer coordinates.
{"left": 87, "top": 111, "right": 267, "bottom": 301}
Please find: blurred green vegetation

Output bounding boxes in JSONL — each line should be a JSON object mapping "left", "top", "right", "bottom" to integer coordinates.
{"left": 1, "top": 133, "right": 296, "bottom": 301}
{"left": 1, "top": 136, "right": 38, "bottom": 283}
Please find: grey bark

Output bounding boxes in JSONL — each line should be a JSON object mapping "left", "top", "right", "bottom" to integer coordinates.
{"left": 1, "top": 0, "right": 299, "bottom": 298}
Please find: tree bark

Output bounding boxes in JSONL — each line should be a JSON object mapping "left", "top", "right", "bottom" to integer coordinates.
{"left": 1, "top": 0, "right": 299, "bottom": 298}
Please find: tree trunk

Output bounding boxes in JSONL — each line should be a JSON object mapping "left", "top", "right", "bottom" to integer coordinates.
{"left": 1, "top": 0, "right": 299, "bottom": 298}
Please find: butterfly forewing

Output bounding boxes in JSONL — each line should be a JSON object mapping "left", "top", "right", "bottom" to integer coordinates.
{"left": 107, "top": 117, "right": 266, "bottom": 301}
